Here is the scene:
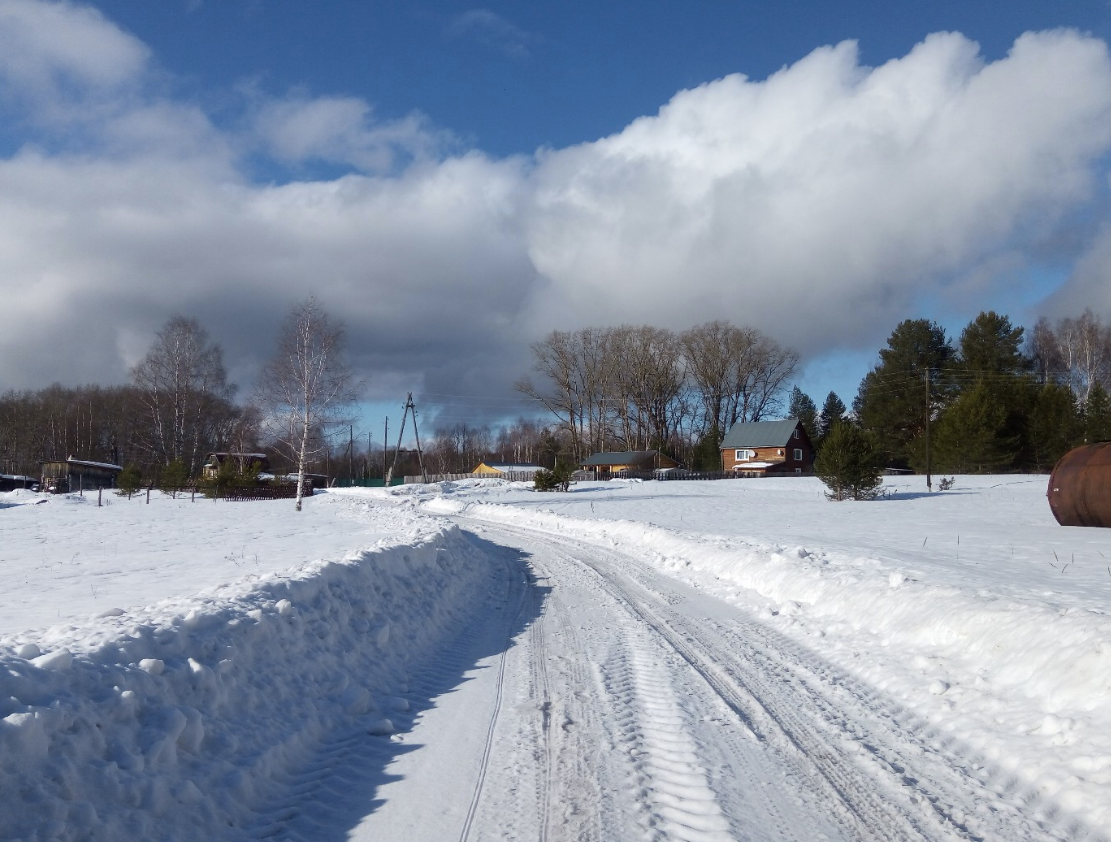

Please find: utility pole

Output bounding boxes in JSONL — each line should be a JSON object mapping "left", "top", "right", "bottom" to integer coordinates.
{"left": 384, "top": 394, "right": 428, "bottom": 485}
{"left": 925, "top": 369, "right": 932, "bottom": 493}
{"left": 383, "top": 417, "right": 388, "bottom": 482}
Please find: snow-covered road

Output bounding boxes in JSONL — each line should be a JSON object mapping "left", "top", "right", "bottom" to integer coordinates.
{"left": 4, "top": 478, "right": 1110, "bottom": 840}
{"left": 347, "top": 514, "right": 1100, "bottom": 842}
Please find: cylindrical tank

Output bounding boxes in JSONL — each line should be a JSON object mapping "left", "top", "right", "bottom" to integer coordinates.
{"left": 1047, "top": 443, "right": 1111, "bottom": 527}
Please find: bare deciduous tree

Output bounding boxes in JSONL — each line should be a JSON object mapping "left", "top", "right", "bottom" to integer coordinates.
{"left": 130, "top": 316, "right": 235, "bottom": 475}
{"left": 1029, "top": 309, "right": 1111, "bottom": 402}
{"left": 256, "top": 298, "right": 357, "bottom": 510}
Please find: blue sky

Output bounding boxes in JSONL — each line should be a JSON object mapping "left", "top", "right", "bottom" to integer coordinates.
{"left": 79, "top": 1, "right": 1111, "bottom": 160}
{"left": 5, "top": 0, "right": 1111, "bottom": 440}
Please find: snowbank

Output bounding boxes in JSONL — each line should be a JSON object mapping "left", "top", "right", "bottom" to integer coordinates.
{"left": 0, "top": 512, "right": 498, "bottom": 840}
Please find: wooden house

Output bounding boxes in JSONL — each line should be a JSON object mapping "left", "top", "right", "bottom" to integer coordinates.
{"left": 719, "top": 419, "right": 814, "bottom": 476}
{"left": 579, "top": 450, "right": 679, "bottom": 478}
{"left": 40, "top": 458, "right": 123, "bottom": 493}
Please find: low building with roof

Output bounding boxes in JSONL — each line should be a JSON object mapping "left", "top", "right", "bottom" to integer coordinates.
{"left": 579, "top": 450, "right": 679, "bottom": 478}
{"left": 720, "top": 419, "right": 814, "bottom": 476}
{"left": 40, "top": 458, "right": 123, "bottom": 493}
{"left": 472, "top": 462, "right": 543, "bottom": 478}
{"left": 0, "top": 474, "right": 38, "bottom": 492}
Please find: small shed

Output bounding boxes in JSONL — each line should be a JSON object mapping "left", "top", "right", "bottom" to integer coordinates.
{"left": 720, "top": 418, "right": 814, "bottom": 476}
{"left": 580, "top": 450, "right": 679, "bottom": 478}
{"left": 41, "top": 458, "right": 123, "bottom": 493}
{"left": 472, "top": 462, "right": 543, "bottom": 478}
{"left": 202, "top": 452, "right": 271, "bottom": 480}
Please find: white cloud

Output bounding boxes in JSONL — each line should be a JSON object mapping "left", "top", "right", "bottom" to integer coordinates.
{"left": 248, "top": 92, "right": 448, "bottom": 173}
{"left": 448, "top": 9, "right": 533, "bottom": 60}
{"left": 525, "top": 31, "right": 1111, "bottom": 357}
{"left": 0, "top": 0, "right": 149, "bottom": 122}
{"left": 2, "top": 2, "right": 1111, "bottom": 415}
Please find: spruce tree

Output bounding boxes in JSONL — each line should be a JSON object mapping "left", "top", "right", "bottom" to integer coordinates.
{"left": 788, "top": 387, "right": 818, "bottom": 439}
{"left": 1027, "top": 384, "right": 1082, "bottom": 471}
{"left": 1084, "top": 383, "right": 1111, "bottom": 443}
{"left": 817, "top": 391, "right": 847, "bottom": 444}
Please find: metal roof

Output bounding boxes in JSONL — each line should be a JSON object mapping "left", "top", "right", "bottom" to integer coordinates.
{"left": 580, "top": 450, "right": 660, "bottom": 467}
{"left": 720, "top": 419, "right": 802, "bottom": 449}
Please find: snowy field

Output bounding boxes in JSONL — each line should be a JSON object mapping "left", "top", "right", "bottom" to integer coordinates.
{"left": 1, "top": 475, "right": 1110, "bottom": 840}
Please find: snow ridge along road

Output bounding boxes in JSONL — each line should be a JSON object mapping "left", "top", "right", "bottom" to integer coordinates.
{"left": 444, "top": 513, "right": 1105, "bottom": 842}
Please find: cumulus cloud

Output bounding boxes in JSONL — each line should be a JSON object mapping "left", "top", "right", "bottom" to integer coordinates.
{"left": 0, "top": 0, "right": 149, "bottom": 123}
{"left": 525, "top": 31, "right": 1111, "bottom": 357}
{"left": 2, "top": 0, "right": 1111, "bottom": 421}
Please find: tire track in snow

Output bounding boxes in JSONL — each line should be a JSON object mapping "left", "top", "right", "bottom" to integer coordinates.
{"left": 603, "top": 636, "right": 733, "bottom": 841}
{"left": 465, "top": 521, "right": 963, "bottom": 841}
{"left": 457, "top": 553, "right": 532, "bottom": 842}
{"left": 467, "top": 520, "right": 844, "bottom": 842}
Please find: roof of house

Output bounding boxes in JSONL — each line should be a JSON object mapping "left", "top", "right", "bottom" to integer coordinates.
{"left": 41, "top": 458, "right": 123, "bottom": 472}
{"left": 580, "top": 450, "right": 661, "bottom": 467}
{"left": 720, "top": 419, "right": 803, "bottom": 449}
{"left": 475, "top": 462, "right": 542, "bottom": 473}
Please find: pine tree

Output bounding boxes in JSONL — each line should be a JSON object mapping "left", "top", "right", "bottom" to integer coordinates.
{"left": 116, "top": 464, "right": 142, "bottom": 496}
{"left": 814, "top": 422, "right": 884, "bottom": 501}
{"left": 854, "top": 319, "right": 954, "bottom": 468}
{"left": 933, "top": 382, "right": 1018, "bottom": 473}
{"left": 158, "top": 458, "right": 189, "bottom": 498}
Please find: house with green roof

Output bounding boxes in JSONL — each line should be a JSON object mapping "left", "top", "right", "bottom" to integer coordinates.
{"left": 719, "top": 419, "right": 814, "bottom": 476}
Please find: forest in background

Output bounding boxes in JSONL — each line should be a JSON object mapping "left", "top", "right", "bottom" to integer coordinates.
{"left": 2, "top": 309, "right": 1110, "bottom": 483}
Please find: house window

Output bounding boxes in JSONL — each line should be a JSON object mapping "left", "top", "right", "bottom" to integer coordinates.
{"left": 793, "top": 429, "right": 800, "bottom": 439}
{"left": 793, "top": 448, "right": 803, "bottom": 461}
{"left": 735, "top": 449, "right": 754, "bottom": 461}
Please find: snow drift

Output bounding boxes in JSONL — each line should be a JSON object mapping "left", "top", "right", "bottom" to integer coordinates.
{"left": 0, "top": 514, "right": 498, "bottom": 840}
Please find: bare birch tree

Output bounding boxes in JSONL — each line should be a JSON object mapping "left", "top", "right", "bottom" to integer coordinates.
{"left": 130, "top": 316, "right": 235, "bottom": 475}
{"left": 256, "top": 298, "right": 357, "bottom": 510}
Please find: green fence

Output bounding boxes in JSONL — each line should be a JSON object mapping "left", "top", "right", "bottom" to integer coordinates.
{"left": 331, "top": 478, "right": 407, "bottom": 488}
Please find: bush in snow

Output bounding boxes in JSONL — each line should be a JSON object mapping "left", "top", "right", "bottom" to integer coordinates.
{"left": 534, "top": 460, "right": 572, "bottom": 492}
{"left": 814, "top": 422, "right": 884, "bottom": 501}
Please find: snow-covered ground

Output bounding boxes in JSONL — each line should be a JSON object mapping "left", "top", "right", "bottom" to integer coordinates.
{"left": 1, "top": 475, "right": 1109, "bottom": 840}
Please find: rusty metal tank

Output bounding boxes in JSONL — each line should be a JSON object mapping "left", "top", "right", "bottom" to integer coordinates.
{"left": 1047, "top": 443, "right": 1111, "bottom": 527}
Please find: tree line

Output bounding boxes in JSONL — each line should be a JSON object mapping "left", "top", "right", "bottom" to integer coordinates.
{"left": 826, "top": 309, "right": 1111, "bottom": 479}
{"left": 0, "top": 299, "right": 357, "bottom": 509}
{"left": 5, "top": 306, "right": 1109, "bottom": 489}
{"left": 516, "top": 322, "right": 799, "bottom": 467}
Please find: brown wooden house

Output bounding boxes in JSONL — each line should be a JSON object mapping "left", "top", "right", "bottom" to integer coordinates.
{"left": 719, "top": 419, "right": 814, "bottom": 476}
